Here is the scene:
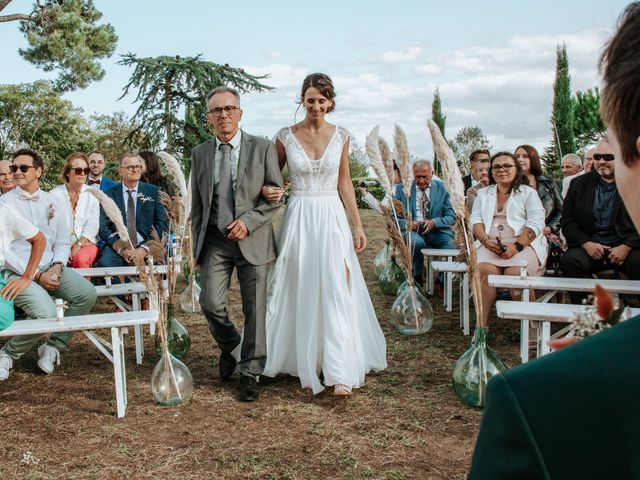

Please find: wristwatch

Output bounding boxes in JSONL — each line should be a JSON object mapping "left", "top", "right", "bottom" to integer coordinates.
{"left": 514, "top": 241, "right": 524, "bottom": 252}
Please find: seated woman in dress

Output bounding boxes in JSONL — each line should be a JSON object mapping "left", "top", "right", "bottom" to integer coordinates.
{"left": 470, "top": 152, "right": 547, "bottom": 326}
{"left": 0, "top": 204, "right": 45, "bottom": 331}
{"left": 515, "top": 145, "right": 563, "bottom": 238}
{"left": 50, "top": 153, "right": 100, "bottom": 269}
{"left": 140, "top": 150, "right": 175, "bottom": 197}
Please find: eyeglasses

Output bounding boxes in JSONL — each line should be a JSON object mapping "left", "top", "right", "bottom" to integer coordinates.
{"left": 124, "top": 165, "right": 143, "bottom": 172}
{"left": 593, "top": 153, "right": 615, "bottom": 161}
{"left": 491, "top": 164, "right": 515, "bottom": 172}
{"left": 70, "top": 167, "right": 90, "bottom": 175}
{"left": 414, "top": 175, "right": 431, "bottom": 179}
{"left": 208, "top": 106, "right": 240, "bottom": 117}
{"left": 9, "top": 164, "right": 36, "bottom": 173}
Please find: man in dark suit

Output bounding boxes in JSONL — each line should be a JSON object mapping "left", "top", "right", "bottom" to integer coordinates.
{"left": 462, "top": 149, "right": 490, "bottom": 194}
{"left": 469, "top": 4, "right": 640, "bottom": 478}
{"left": 560, "top": 137, "right": 640, "bottom": 303}
{"left": 87, "top": 151, "right": 117, "bottom": 191}
{"left": 98, "top": 154, "right": 168, "bottom": 267}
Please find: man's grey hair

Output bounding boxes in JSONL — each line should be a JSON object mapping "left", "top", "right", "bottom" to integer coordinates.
{"left": 562, "top": 153, "right": 582, "bottom": 167}
{"left": 412, "top": 159, "right": 432, "bottom": 170}
{"left": 597, "top": 133, "right": 610, "bottom": 146}
{"left": 206, "top": 86, "right": 241, "bottom": 105}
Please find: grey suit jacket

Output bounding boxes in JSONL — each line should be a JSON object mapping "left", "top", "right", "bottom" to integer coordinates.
{"left": 190, "top": 130, "right": 283, "bottom": 266}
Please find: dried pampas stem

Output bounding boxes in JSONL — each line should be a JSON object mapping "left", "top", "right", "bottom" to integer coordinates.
{"left": 378, "top": 137, "right": 395, "bottom": 190}
{"left": 158, "top": 151, "right": 188, "bottom": 210}
{"left": 86, "top": 188, "right": 133, "bottom": 248}
{"left": 366, "top": 126, "right": 392, "bottom": 195}
{"left": 393, "top": 125, "right": 413, "bottom": 200}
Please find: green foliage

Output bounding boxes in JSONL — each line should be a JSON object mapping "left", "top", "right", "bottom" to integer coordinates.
{"left": 431, "top": 88, "right": 446, "bottom": 175}
{"left": 15, "top": 0, "right": 117, "bottom": 92}
{"left": 89, "top": 111, "right": 152, "bottom": 168}
{"left": 349, "top": 141, "right": 370, "bottom": 179}
{"left": 0, "top": 80, "right": 95, "bottom": 184}
{"left": 118, "top": 53, "right": 272, "bottom": 161}
{"left": 449, "top": 125, "right": 492, "bottom": 173}
{"left": 571, "top": 88, "right": 606, "bottom": 150}
{"left": 353, "top": 179, "right": 385, "bottom": 209}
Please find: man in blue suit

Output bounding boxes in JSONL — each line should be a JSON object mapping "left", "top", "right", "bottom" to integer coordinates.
{"left": 87, "top": 151, "right": 117, "bottom": 191}
{"left": 395, "top": 160, "right": 456, "bottom": 295}
{"left": 98, "top": 154, "right": 168, "bottom": 267}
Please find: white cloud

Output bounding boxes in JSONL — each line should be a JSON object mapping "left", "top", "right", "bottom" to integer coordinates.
{"left": 242, "top": 63, "right": 309, "bottom": 90}
{"left": 415, "top": 64, "right": 442, "bottom": 75}
{"left": 381, "top": 46, "right": 423, "bottom": 63}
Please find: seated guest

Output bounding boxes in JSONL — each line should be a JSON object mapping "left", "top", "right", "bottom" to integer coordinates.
{"left": 0, "top": 205, "right": 45, "bottom": 331}
{"left": 98, "top": 153, "right": 168, "bottom": 267}
{"left": 0, "top": 160, "right": 16, "bottom": 195}
{"left": 469, "top": 6, "right": 640, "bottom": 478}
{"left": 462, "top": 149, "right": 490, "bottom": 194}
{"left": 561, "top": 153, "right": 585, "bottom": 198}
{"left": 395, "top": 160, "right": 456, "bottom": 296}
{"left": 470, "top": 152, "right": 547, "bottom": 326}
{"left": 139, "top": 150, "right": 175, "bottom": 197}
{"left": 465, "top": 155, "right": 491, "bottom": 212}
{"left": 86, "top": 151, "right": 117, "bottom": 191}
{"left": 50, "top": 153, "right": 100, "bottom": 269}
{"left": 560, "top": 136, "right": 640, "bottom": 303}
{"left": 515, "top": 144, "right": 563, "bottom": 239}
{"left": 0, "top": 149, "right": 97, "bottom": 380}
{"left": 583, "top": 144, "right": 596, "bottom": 173}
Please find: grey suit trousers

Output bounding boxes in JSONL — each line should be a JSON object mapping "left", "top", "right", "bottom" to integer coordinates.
{"left": 199, "top": 227, "right": 270, "bottom": 377}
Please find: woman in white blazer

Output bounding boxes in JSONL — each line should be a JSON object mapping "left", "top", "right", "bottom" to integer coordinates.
{"left": 470, "top": 152, "right": 547, "bottom": 326}
{"left": 50, "top": 153, "right": 100, "bottom": 269}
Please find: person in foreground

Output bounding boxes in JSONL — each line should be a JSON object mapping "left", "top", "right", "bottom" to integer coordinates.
{"left": 262, "top": 73, "right": 387, "bottom": 396}
{"left": 468, "top": 4, "right": 640, "bottom": 478}
{"left": 191, "top": 86, "right": 283, "bottom": 402}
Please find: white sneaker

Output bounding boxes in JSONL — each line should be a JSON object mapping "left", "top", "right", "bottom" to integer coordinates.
{"left": 37, "top": 344, "right": 60, "bottom": 374}
{"left": 0, "top": 349, "right": 13, "bottom": 381}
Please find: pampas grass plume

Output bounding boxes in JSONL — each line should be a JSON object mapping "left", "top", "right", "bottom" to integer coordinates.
{"left": 393, "top": 125, "right": 413, "bottom": 199}
{"left": 158, "top": 151, "right": 188, "bottom": 210}
{"left": 378, "top": 137, "right": 395, "bottom": 190}
{"left": 366, "top": 126, "right": 392, "bottom": 195}
{"left": 86, "top": 188, "right": 132, "bottom": 246}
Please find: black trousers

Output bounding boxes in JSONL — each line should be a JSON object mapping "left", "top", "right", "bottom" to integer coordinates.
{"left": 560, "top": 246, "right": 640, "bottom": 303}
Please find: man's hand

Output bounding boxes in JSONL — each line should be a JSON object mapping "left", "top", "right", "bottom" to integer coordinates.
{"left": 421, "top": 219, "right": 436, "bottom": 234}
{"left": 1, "top": 276, "right": 32, "bottom": 301}
{"left": 135, "top": 247, "right": 148, "bottom": 261}
{"left": 608, "top": 244, "right": 631, "bottom": 266}
{"left": 227, "top": 219, "right": 249, "bottom": 241}
{"left": 38, "top": 265, "right": 62, "bottom": 291}
{"left": 582, "top": 241, "right": 607, "bottom": 260}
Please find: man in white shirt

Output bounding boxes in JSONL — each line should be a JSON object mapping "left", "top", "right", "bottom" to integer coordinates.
{"left": 0, "top": 149, "right": 97, "bottom": 381}
{"left": 561, "top": 153, "right": 585, "bottom": 198}
{"left": 0, "top": 160, "right": 16, "bottom": 195}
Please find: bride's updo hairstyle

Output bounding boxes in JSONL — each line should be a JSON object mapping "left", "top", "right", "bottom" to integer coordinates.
{"left": 299, "top": 73, "right": 336, "bottom": 113}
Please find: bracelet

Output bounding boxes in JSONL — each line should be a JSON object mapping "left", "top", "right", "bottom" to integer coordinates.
{"left": 34, "top": 271, "right": 42, "bottom": 283}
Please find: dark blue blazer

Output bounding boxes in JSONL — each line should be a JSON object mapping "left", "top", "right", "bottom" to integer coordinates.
{"left": 394, "top": 179, "right": 456, "bottom": 236}
{"left": 99, "top": 181, "right": 168, "bottom": 249}
{"left": 99, "top": 177, "right": 118, "bottom": 191}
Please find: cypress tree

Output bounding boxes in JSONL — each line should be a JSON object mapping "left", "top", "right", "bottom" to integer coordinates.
{"left": 431, "top": 87, "right": 446, "bottom": 174}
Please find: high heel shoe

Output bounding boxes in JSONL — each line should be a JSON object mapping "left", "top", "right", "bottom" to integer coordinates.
{"left": 334, "top": 384, "right": 352, "bottom": 396}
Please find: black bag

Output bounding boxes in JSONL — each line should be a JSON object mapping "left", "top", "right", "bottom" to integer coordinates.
{"left": 546, "top": 236, "right": 566, "bottom": 275}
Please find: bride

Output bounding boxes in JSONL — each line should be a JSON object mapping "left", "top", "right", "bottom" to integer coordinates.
{"left": 261, "top": 73, "right": 387, "bottom": 396}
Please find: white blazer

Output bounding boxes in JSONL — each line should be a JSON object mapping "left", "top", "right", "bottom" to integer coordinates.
{"left": 470, "top": 184, "right": 548, "bottom": 266}
{"left": 50, "top": 184, "right": 100, "bottom": 244}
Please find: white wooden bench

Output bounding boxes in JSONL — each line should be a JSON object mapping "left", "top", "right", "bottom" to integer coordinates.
{"left": 489, "top": 274, "right": 640, "bottom": 362}
{"left": 421, "top": 248, "right": 460, "bottom": 295}
{"left": 0, "top": 309, "right": 159, "bottom": 418}
{"left": 431, "top": 261, "right": 470, "bottom": 335}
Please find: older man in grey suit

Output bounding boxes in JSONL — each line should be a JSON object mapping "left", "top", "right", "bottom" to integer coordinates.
{"left": 191, "top": 86, "right": 283, "bottom": 402}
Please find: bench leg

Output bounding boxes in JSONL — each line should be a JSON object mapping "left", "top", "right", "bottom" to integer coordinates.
{"left": 445, "top": 271, "right": 453, "bottom": 312}
{"left": 427, "top": 258, "right": 434, "bottom": 295}
{"left": 132, "top": 294, "right": 144, "bottom": 365}
{"left": 111, "top": 327, "right": 127, "bottom": 418}
{"left": 539, "top": 322, "right": 551, "bottom": 356}
{"left": 461, "top": 273, "right": 470, "bottom": 336}
{"left": 520, "top": 319, "right": 529, "bottom": 363}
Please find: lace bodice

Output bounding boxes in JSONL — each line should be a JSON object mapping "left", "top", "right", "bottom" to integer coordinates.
{"left": 275, "top": 126, "right": 350, "bottom": 193}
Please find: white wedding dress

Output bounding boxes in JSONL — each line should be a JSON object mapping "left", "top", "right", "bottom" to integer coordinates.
{"left": 262, "top": 126, "right": 387, "bottom": 394}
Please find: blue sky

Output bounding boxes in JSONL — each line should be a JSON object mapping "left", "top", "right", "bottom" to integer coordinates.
{"left": 0, "top": 0, "right": 630, "bottom": 159}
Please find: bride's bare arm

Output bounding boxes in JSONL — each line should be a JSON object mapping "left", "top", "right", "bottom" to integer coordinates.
{"left": 337, "top": 139, "right": 366, "bottom": 253}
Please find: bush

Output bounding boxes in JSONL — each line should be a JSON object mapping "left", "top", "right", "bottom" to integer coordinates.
{"left": 353, "top": 178, "right": 386, "bottom": 209}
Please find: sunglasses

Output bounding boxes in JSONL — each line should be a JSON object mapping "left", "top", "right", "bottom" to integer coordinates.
{"left": 9, "top": 164, "right": 37, "bottom": 173}
{"left": 593, "top": 153, "right": 615, "bottom": 161}
{"left": 70, "top": 167, "right": 90, "bottom": 175}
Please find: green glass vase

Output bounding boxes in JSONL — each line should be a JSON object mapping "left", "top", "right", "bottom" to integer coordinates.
{"left": 452, "top": 327, "right": 508, "bottom": 407}
{"left": 391, "top": 283, "right": 434, "bottom": 335}
{"left": 378, "top": 258, "right": 407, "bottom": 295}
{"left": 374, "top": 241, "right": 392, "bottom": 277}
{"left": 154, "top": 303, "right": 191, "bottom": 360}
{"left": 151, "top": 352, "right": 193, "bottom": 406}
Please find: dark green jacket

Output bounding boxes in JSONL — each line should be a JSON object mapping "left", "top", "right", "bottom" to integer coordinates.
{"left": 469, "top": 316, "right": 640, "bottom": 479}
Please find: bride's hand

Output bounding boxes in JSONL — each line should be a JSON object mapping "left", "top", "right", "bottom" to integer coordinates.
{"left": 354, "top": 225, "right": 366, "bottom": 253}
{"left": 261, "top": 185, "right": 285, "bottom": 204}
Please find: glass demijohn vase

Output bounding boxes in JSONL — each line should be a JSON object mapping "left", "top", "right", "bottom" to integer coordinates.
{"left": 179, "top": 273, "right": 201, "bottom": 313}
{"left": 390, "top": 281, "right": 434, "bottom": 335}
{"left": 151, "top": 352, "right": 194, "bottom": 406}
{"left": 374, "top": 241, "right": 392, "bottom": 276}
{"left": 452, "top": 327, "right": 508, "bottom": 407}
{"left": 378, "top": 257, "right": 407, "bottom": 295}
{"left": 154, "top": 303, "right": 191, "bottom": 360}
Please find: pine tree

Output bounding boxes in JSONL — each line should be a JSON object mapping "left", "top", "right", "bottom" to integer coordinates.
{"left": 572, "top": 88, "right": 606, "bottom": 150}
{"left": 431, "top": 87, "right": 446, "bottom": 175}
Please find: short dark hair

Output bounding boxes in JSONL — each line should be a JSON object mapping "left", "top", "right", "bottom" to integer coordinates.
{"left": 489, "top": 151, "right": 528, "bottom": 192}
{"left": 515, "top": 144, "right": 543, "bottom": 177}
{"left": 469, "top": 149, "right": 490, "bottom": 163}
{"left": 13, "top": 148, "right": 45, "bottom": 171}
{"left": 600, "top": 2, "right": 640, "bottom": 166}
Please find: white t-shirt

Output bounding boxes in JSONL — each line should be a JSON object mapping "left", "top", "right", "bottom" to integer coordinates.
{"left": 0, "top": 204, "right": 39, "bottom": 269}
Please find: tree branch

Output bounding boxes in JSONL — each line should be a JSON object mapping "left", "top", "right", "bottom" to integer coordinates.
{"left": 0, "top": 13, "right": 32, "bottom": 23}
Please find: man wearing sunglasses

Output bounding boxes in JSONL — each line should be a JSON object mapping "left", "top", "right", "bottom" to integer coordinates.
{"left": 559, "top": 137, "right": 640, "bottom": 303}
{"left": 0, "top": 149, "right": 97, "bottom": 380}
{"left": 98, "top": 154, "right": 168, "bottom": 267}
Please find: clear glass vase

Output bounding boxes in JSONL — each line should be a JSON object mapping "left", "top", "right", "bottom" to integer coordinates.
{"left": 452, "top": 327, "right": 508, "bottom": 407}
{"left": 391, "top": 283, "right": 434, "bottom": 335}
{"left": 179, "top": 274, "right": 201, "bottom": 313}
{"left": 397, "top": 278, "right": 427, "bottom": 298}
{"left": 151, "top": 352, "right": 193, "bottom": 406}
{"left": 154, "top": 304, "right": 192, "bottom": 360}
{"left": 378, "top": 258, "right": 407, "bottom": 295}
{"left": 374, "top": 241, "right": 392, "bottom": 277}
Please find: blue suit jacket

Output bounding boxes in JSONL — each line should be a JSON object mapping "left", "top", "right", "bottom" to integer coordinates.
{"left": 99, "top": 181, "right": 168, "bottom": 249}
{"left": 394, "top": 179, "right": 456, "bottom": 236}
{"left": 86, "top": 177, "right": 117, "bottom": 191}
